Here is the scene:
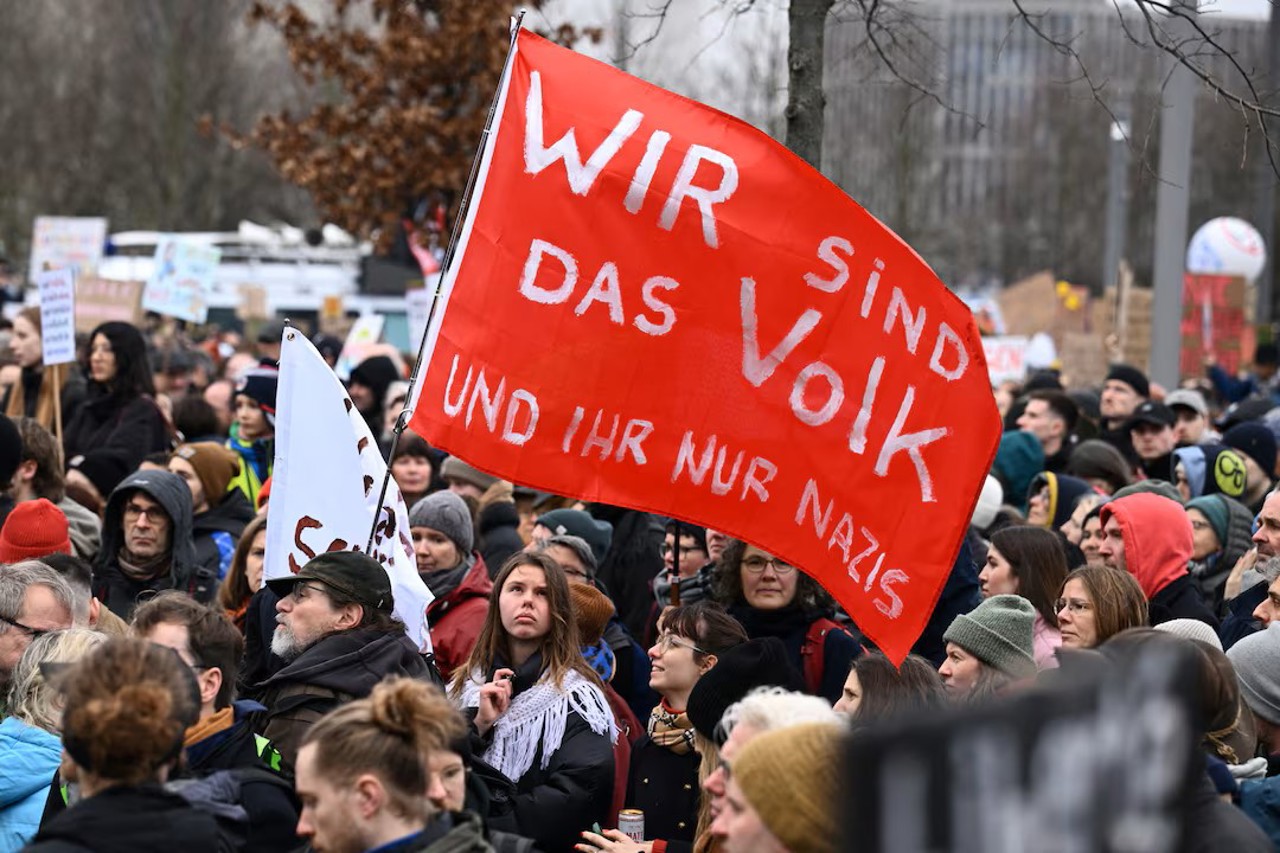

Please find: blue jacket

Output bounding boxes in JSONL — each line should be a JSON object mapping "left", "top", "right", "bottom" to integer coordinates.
{"left": 0, "top": 716, "right": 60, "bottom": 852}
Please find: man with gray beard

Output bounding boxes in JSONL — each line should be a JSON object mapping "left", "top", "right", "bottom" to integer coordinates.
{"left": 249, "top": 551, "right": 438, "bottom": 769}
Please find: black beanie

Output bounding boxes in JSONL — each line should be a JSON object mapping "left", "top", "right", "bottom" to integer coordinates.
{"left": 686, "top": 637, "right": 806, "bottom": 743}
{"left": 1105, "top": 364, "right": 1150, "bottom": 399}
{"left": 0, "top": 416, "right": 21, "bottom": 487}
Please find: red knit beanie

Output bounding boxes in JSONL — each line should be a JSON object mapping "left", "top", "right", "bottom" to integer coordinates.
{"left": 0, "top": 499, "right": 72, "bottom": 563}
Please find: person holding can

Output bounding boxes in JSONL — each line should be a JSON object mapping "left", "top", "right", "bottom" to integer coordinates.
{"left": 450, "top": 551, "right": 617, "bottom": 852}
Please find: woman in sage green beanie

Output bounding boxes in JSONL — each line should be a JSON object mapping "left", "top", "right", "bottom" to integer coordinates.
{"left": 938, "top": 594, "right": 1037, "bottom": 701}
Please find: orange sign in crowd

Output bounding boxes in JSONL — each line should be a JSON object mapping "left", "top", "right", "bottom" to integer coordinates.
{"left": 411, "top": 30, "right": 1001, "bottom": 663}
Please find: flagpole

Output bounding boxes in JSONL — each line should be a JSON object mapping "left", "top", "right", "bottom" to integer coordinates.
{"left": 368, "top": 8, "right": 527, "bottom": 552}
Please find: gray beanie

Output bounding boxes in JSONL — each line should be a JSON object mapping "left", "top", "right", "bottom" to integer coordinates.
{"left": 1227, "top": 622, "right": 1280, "bottom": 725}
{"left": 409, "top": 491, "right": 474, "bottom": 555}
{"left": 1155, "top": 618, "right": 1223, "bottom": 651}
{"left": 943, "top": 594, "right": 1037, "bottom": 679}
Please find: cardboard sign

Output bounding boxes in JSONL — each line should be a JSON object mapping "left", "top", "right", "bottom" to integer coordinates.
{"left": 409, "top": 31, "right": 1001, "bottom": 663}
{"left": 141, "top": 237, "right": 221, "bottom": 323}
{"left": 35, "top": 269, "right": 77, "bottom": 365}
{"left": 981, "top": 336, "right": 1029, "bottom": 385}
{"left": 28, "top": 216, "right": 107, "bottom": 282}
{"left": 265, "top": 330, "right": 434, "bottom": 651}
{"left": 843, "top": 645, "right": 1199, "bottom": 852}
{"left": 75, "top": 278, "right": 144, "bottom": 333}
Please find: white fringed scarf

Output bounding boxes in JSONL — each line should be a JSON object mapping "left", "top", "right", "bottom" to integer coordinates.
{"left": 459, "top": 668, "right": 618, "bottom": 784}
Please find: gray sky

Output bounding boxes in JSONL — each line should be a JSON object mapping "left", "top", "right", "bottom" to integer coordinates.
{"left": 1199, "top": 0, "right": 1270, "bottom": 17}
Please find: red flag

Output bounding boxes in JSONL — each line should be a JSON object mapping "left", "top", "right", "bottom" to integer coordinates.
{"left": 410, "top": 30, "right": 1001, "bottom": 663}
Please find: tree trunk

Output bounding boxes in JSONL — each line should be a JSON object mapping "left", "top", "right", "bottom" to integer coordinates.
{"left": 785, "top": 0, "right": 835, "bottom": 170}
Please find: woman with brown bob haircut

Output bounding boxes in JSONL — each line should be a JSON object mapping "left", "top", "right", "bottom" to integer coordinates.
{"left": 23, "top": 638, "right": 224, "bottom": 852}
{"left": 449, "top": 551, "right": 616, "bottom": 852}
{"left": 218, "top": 512, "right": 268, "bottom": 632}
{"left": 835, "top": 652, "right": 946, "bottom": 723}
{"left": 1056, "top": 565, "right": 1149, "bottom": 650}
{"left": 984, "top": 526, "right": 1069, "bottom": 669}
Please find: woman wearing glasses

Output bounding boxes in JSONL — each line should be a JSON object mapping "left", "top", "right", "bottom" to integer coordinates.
{"left": 450, "top": 551, "right": 616, "bottom": 852}
{"left": 1056, "top": 565, "right": 1149, "bottom": 650}
{"left": 620, "top": 602, "right": 747, "bottom": 849}
{"left": 713, "top": 540, "right": 860, "bottom": 704}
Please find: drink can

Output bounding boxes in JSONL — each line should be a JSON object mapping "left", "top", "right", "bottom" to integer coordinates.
{"left": 618, "top": 809, "right": 644, "bottom": 842}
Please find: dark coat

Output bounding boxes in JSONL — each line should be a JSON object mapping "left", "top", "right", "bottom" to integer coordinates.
{"left": 62, "top": 391, "right": 171, "bottom": 474}
{"left": 21, "top": 785, "right": 226, "bottom": 853}
{"left": 729, "top": 604, "right": 862, "bottom": 704}
{"left": 478, "top": 503, "right": 523, "bottom": 580}
{"left": 251, "top": 627, "right": 438, "bottom": 768}
{"left": 625, "top": 735, "right": 700, "bottom": 844}
{"left": 912, "top": 538, "right": 983, "bottom": 668}
{"left": 589, "top": 506, "right": 664, "bottom": 643}
{"left": 1188, "top": 773, "right": 1271, "bottom": 852}
{"left": 182, "top": 701, "right": 300, "bottom": 853}
{"left": 1149, "top": 575, "right": 1221, "bottom": 630}
{"left": 192, "top": 490, "right": 256, "bottom": 581}
{"left": 1222, "top": 583, "right": 1268, "bottom": 651}
{"left": 92, "top": 469, "right": 217, "bottom": 619}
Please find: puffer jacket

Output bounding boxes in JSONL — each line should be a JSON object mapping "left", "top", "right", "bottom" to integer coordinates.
{"left": 1102, "top": 493, "right": 1218, "bottom": 628}
{"left": 92, "top": 470, "right": 216, "bottom": 620}
{"left": 191, "top": 489, "right": 255, "bottom": 581}
{"left": 0, "top": 717, "right": 60, "bottom": 851}
{"left": 427, "top": 559, "right": 493, "bottom": 680}
{"left": 1187, "top": 494, "right": 1254, "bottom": 614}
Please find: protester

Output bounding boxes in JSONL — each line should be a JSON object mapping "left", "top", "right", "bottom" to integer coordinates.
{"left": 652, "top": 522, "right": 713, "bottom": 608}
{"left": 1025, "top": 472, "right": 1094, "bottom": 532}
{"left": 218, "top": 512, "right": 268, "bottom": 632}
{"left": 228, "top": 368, "right": 276, "bottom": 507}
{"left": 1167, "top": 388, "right": 1214, "bottom": 446}
{"left": 1222, "top": 422, "right": 1277, "bottom": 513}
{"left": 715, "top": 540, "right": 860, "bottom": 703}
{"left": 92, "top": 469, "right": 217, "bottom": 619}
{"left": 992, "top": 430, "right": 1044, "bottom": 515}
{"left": 0, "top": 499, "right": 72, "bottom": 565}
{"left": 0, "top": 562, "right": 75, "bottom": 703}
{"left": 938, "top": 594, "right": 1037, "bottom": 700}
{"left": 410, "top": 491, "right": 493, "bottom": 679}
{"left": 294, "top": 677, "right": 495, "bottom": 853}
{"left": 1227, "top": 623, "right": 1280, "bottom": 773}
{"left": 133, "top": 593, "right": 299, "bottom": 853}
{"left": 62, "top": 322, "right": 171, "bottom": 472}
{"left": 1056, "top": 565, "right": 1149, "bottom": 649}
{"left": 833, "top": 652, "right": 945, "bottom": 722}
{"left": 347, "top": 355, "right": 402, "bottom": 438}
{"left": 1099, "top": 493, "right": 1218, "bottom": 627}
{"left": 1064, "top": 438, "right": 1135, "bottom": 495}
{"left": 1185, "top": 494, "right": 1255, "bottom": 614}
{"left": 38, "top": 553, "right": 128, "bottom": 639}
{"left": 1207, "top": 345, "right": 1280, "bottom": 405}
{"left": 170, "top": 442, "right": 255, "bottom": 580}
{"left": 1125, "top": 401, "right": 1179, "bottom": 481}
{"left": 450, "top": 552, "right": 616, "bottom": 852}
{"left": 440, "top": 457, "right": 499, "bottom": 503}
{"left": 1077, "top": 503, "right": 1108, "bottom": 568}
{"left": 3, "top": 307, "right": 84, "bottom": 432}
{"left": 584, "top": 503, "right": 664, "bottom": 646}
{"left": 0, "top": 629, "right": 104, "bottom": 849}
{"left": 390, "top": 433, "right": 438, "bottom": 509}
{"left": 1016, "top": 389, "right": 1078, "bottom": 473}
{"left": 709, "top": 721, "right": 844, "bottom": 853}
{"left": 63, "top": 447, "right": 133, "bottom": 519}
{"left": 477, "top": 485, "right": 524, "bottom": 576}
{"left": 1098, "top": 364, "right": 1149, "bottom": 461}
{"left": 257, "top": 550, "right": 438, "bottom": 767}
{"left": 1172, "top": 444, "right": 1249, "bottom": 502}
{"left": 203, "top": 378, "right": 235, "bottom": 436}
{"left": 10, "top": 418, "right": 102, "bottom": 560}
{"left": 625, "top": 602, "right": 747, "bottom": 846}
{"left": 978, "top": 526, "right": 1067, "bottom": 668}
{"left": 21, "top": 638, "right": 223, "bottom": 852}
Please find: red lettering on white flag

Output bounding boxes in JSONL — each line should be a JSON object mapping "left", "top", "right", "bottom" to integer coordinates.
{"left": 410, "top": 31, "right": 1000, "bottom": 664}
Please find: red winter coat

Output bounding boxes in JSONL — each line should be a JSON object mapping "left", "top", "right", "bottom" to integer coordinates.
{"left": 427, "top": 557, "right": 493, "bottom": 680}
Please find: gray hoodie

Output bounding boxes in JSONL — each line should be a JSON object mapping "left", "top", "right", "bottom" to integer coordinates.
{"left": 92, "top": 469, "right": 216, "bottom": 618}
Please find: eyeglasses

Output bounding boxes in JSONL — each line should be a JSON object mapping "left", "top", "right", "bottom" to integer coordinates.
{"left": 661, "top": 543, "right": 705, "bottom": 558}
{"left": 654, "top": 632, "right": 710, "bottom": 656}
{"left": 1055, "top": 598, "right": 1091, "bottom": 615}
{"left": 123, "top": 503, "right": 167, "bottom": 523}
{"left": 0, "top": 613, "right": 50, "bottom": 641}
{"left": 289, "top": 583, "right": 329, "bottom": 602}
{"left": 741, "top": 555, "right": 794, "bottom": 575}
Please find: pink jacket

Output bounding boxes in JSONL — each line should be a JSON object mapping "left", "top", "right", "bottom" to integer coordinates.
{"left": 1033, "top": 613, "right": 1061, "bottom": 670}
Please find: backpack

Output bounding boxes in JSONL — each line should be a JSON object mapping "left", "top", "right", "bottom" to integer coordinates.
{"left": 800, "top": 618, "right": 850, "bottom": 696}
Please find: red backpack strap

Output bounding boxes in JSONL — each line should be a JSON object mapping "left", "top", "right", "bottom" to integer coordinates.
{"left": 800, "top": 618, "right": 848, "bottom": 696}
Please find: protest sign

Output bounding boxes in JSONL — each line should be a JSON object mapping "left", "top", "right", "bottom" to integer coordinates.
{"left": 75, "top": 278, "right": 144, "bottom": 333}
{"left": 265, "top": 329, "right": 434, "bottom": 651}
{"left": 28, "top": 216, "right": 107, "bottom": 281}
{"left": 1180, "top": 274, "right": 1251, "bottom": 377}
{"left": 141, "top": 237, "right": 221, "bottom": 323}
{"left": 409, "top": 30, "right": 1000, "bottom": 663}
{"left": 35, "top": 269, "right": 76, "bottom": 365}
{"left": 337, "top": 313, "right": 386, "bottom": 378}
{"left": 980, "top": 336, "right": 1029, "bottom": 385}
{"left": 406, "top": 278, "right": 438, "bottom": 353}
{"left": 842, "top": 645, "right": 1199, "bottom": 852}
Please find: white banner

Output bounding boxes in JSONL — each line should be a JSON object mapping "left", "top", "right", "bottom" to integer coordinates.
{"left": 982, "top": 335, "right": 1030, "bottom": 385}
{"left": 265, "top": 329, "right": 434, "bottom": 651}
{"left": 35, "top": 268, "right": 76, "bottom": 365}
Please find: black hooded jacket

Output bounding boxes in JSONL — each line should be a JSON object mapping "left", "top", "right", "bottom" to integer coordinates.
{"left": 251, "top": 626, "right": 438, "bottom": 768}
{"left": 23, "top": 784, "right": 228, "bottom": 853}
{"left": 62, "top": 390, "right": 171, "bottom": 474}
{"left": 92, "top": 470, "right": 217, "bottom": 619}
{"left": 191, "top": 489, "right": 256, "bottom": 580}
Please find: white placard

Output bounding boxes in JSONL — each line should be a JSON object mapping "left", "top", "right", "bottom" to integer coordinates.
{"left": 35, "top": 268, "right": 77, "bottom": 365}
{"left": 28, "top": 216, "right": 107, "bottom": 282}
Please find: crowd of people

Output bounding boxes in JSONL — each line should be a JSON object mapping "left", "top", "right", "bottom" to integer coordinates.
{"left": 1, "top": 307, "right": 1280, "bottom": 851}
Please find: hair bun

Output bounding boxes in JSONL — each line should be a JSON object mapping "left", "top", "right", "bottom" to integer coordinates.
{"left": 369, "top": 678, "right": 435, "bottom": 741}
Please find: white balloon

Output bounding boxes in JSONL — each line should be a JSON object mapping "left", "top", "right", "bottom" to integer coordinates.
{"left": 1186, "top": 217, "right": 1267, "bottom": 281}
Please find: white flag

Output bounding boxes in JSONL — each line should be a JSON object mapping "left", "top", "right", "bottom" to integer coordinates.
{"left": 264, "top": 328, "right": 434, "bottom": 651}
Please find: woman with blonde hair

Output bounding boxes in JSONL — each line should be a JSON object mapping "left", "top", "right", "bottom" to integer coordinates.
{"left": 0, "top": 629, "right": 105, "bottom": 849}
{"left": 450, "top": 551, "right": 616, "bottom": 852}
{"left": 3, "top": 306, "right": 84, "bottom": 433}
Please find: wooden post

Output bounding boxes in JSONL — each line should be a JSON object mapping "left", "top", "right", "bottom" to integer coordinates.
{"left": 51, "top": 364, "right": 63, "bottom": 463}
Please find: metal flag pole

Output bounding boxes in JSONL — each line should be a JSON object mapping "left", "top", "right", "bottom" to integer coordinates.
{"left": 367, "top": 9, "right": 527, "bottom": 552}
